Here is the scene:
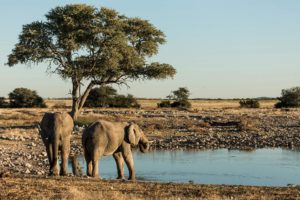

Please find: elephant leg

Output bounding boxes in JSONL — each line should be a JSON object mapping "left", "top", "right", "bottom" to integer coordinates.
{"left": 60, "top": 137, "right": 70, "bottom": 176}
{"left": 122, "top": 147, "right": 136, "bottom": 180}
{"left": 50, "top": 142, "right": 59, "bottom": 176}
{"left": 92, "top": 158, "right": 99, "bottom": 178}
{"left": 113, "top": 152, "right": 125, "bottom": 179}
{"left": 84, "top": 151, "right": 93, "bottom": 176}
{"left": 46, "top": 143, "right": 53, "bottom": 175}
{"left": 92, "top": 149, "right": 102, "bottom": 178}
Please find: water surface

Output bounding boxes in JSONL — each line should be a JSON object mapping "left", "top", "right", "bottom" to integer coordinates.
{"left": 73, "top": 148, "right": 300, "bottom": 186}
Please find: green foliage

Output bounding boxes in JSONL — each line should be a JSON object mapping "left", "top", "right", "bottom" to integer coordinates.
{"left": 171, "top": 99, "right": 191, "bottom": 109}
{"left": 158, "top": 87, "right": 191, "bottom": 109}
{"left": 157, "top": 100, "right": 172, "bottom": 108}
{"left": 0, "top": 97, "right": 9, "bottom": 108}
{"left": 171, "top": 87, "right": 190, "bottom": 102}
{"left": 85, "top": 86, "right": 140, "bottom": 108}
{"left": 84, "top": 86, "right": 117, "bottom": 107}
{"left": 111, "top": 94, "right": 140, "bottom": 108}
{"left": 8, "top": 88, "right": 46, "bottom": 108}
{"left": 239, "top": 99, "right": 260, "bottom": 108}
{"left": 7, "top": 4, "right": 176, "bottom": 118}
{"left": 275, "top": 87, "right": 300, "bottom": 108}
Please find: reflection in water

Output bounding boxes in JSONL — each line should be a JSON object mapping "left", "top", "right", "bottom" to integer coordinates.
{"left": 70, "top": 148, "right": 300, "bottom": 186}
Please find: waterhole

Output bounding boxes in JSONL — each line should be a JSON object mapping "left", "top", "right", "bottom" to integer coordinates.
{"left": 69, "top": 148, "right": 300, "bottom": 186}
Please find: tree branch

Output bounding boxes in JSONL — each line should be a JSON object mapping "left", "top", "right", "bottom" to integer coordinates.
{"left": 78, "top": 81, "right": 95, "bottom": 111}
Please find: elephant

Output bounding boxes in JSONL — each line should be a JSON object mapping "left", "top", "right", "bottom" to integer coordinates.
{"left": 40, "top": 112, "right": 74, "bottom": 176}
{"left": 82, "top": 120, "right": 150, "bottom": 180}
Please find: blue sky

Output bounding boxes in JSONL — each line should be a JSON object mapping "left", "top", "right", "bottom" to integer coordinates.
{"left": 1, "top": 0, "right": 300, "bottom": 98}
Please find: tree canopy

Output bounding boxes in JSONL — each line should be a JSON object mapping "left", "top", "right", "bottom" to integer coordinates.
{"left": 171, "top": 87, "right": 190, "bottom": 102}
{"left": 7, "top": 4, "right": 176, "bottom": 119}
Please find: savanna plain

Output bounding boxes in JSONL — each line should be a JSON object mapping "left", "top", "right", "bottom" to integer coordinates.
{"left": 1, "top": 99, "right": 300, "bottom": 200}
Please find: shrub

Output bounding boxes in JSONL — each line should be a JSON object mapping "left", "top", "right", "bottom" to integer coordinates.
{"left": 0, "top": 97, "right": 9, "bottom": 108}
{"left": 110, "top": 94, "right": 141, "bottom": 108}
{"left": 85, "top": 86, "right": 140, "bottom": 108}
{"left": 275, "top": 87, "right": 300, "bottom": 108}
{"left": 157, "top": 100, "right": 172, "bottom": 108}
{"left": 171, "top": 99, "right": 191, "bottom": 108}
{"left": 8, "top": 88, "right": 46, "bottom": 108}
{"left": 239, "top": 99, "right": 260, "bottom": 108}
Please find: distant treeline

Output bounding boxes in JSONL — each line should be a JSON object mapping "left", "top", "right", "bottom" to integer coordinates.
{"left": 44, "top": 97, "right": 277, "bottom": 101}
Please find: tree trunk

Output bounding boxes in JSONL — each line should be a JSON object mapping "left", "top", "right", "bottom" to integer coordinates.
{"left": 70, "top": 81, "right": 95, "bottom": 121}
{"left": 70, "top": 79, "right": 80, "bottom": 120}
{"left": 70, "top": 99, "right": 80, "bottom": 120}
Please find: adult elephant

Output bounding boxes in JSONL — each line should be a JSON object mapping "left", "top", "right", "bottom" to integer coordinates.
{"left": 40, "top": 112, "right": 74, "bottom": 176}
{"left": 82, "top": 120, "right": 150, "bottom": 180}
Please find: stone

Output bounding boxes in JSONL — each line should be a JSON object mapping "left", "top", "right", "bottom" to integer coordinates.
{"left": 25, "top": 163, "right": 32, "bottom": 168}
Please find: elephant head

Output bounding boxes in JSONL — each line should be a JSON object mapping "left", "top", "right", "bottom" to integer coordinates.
{"left": 126, "top": 123, "right": 150, "bottom": 153}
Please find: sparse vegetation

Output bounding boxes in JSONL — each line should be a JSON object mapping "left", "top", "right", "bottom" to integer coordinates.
{"left": 8, "top": 88, "right": 46, "bottom": 108}
{"left": 239, "top": 99, "right": 260, "bottom": 108}
{"left": 275, "top": 87, "right": 300, "bottom": 108}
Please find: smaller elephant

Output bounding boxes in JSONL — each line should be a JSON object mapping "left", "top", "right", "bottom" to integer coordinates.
{"left": 82, "top": 120, "right": 150, "bottom": 180}
{"left": 40, "top": 112, "right": 74, "bottom": 176}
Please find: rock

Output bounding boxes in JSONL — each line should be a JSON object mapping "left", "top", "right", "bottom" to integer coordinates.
{"left": 31, "top": 142, "right": 36, "bottom": 147}
{"left": 25, "top": 169, "right": 30, "bottom": 174}
{"left": 25, "top": 163, "right": 32, "bottom": 168}
{"left": 37, "top": 170, "right": 45, "bottom": 175}
{"left": 0, "top": 171, "right": 11, "bottom": 178}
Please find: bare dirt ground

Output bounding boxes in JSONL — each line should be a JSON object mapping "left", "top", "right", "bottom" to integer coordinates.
{"left": 1, "top": 99, "right": 300, "bottom": 199}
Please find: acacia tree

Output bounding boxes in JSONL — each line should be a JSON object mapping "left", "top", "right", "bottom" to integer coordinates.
{"left": 171, "top": 87, "right": 190, "bottom": 102}
{"left": 7, "top": 4, "right": 176, "bottom": 119}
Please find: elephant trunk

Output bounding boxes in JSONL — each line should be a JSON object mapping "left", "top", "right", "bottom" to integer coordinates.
{"left": 139, "top": 135, "right": 150, "bottom": 153}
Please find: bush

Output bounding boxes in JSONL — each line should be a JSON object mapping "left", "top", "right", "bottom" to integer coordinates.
{"left": 157, "top": 100, "right": 172, "bottom": 108}
{"left": 9, "top": 88, "right": 46, "bottom": 108}
{"left": 275, "top": 87, "right": 300, "bottom": 108}
{"left": 85, "top": 86, "right": 140, "bottom": 108}
{"left": 171, "top": 99, "right": 191, "bottom": 108}
{"left": 85, "top": 86, "right": 117, "bottom": 108}
{"left": 0, "top": 97, "right": 9, "bottom": 108}
{"left": 239, "top": 99, "right": 260, "bottom": 108}
{"left": 110, "top": 94, "right": 140, "bottom": 108}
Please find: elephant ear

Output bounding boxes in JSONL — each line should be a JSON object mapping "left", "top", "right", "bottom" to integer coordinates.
{"left": 127, "top": 123, "right": 141, "bottom": 146}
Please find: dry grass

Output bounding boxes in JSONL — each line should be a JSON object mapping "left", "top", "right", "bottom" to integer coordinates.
{"left": 1, "top": 176, "right": 299, "bottom": 200}
{"left": 45, "top": 99, "right": 72, "bottom": 108}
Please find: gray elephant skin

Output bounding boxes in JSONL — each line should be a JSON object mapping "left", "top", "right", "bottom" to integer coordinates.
{"left": 82, "top": 120, "right": 150, "bottom": 180}
{"left": 40, "top": 112, "right": 74, "bottom": 176}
